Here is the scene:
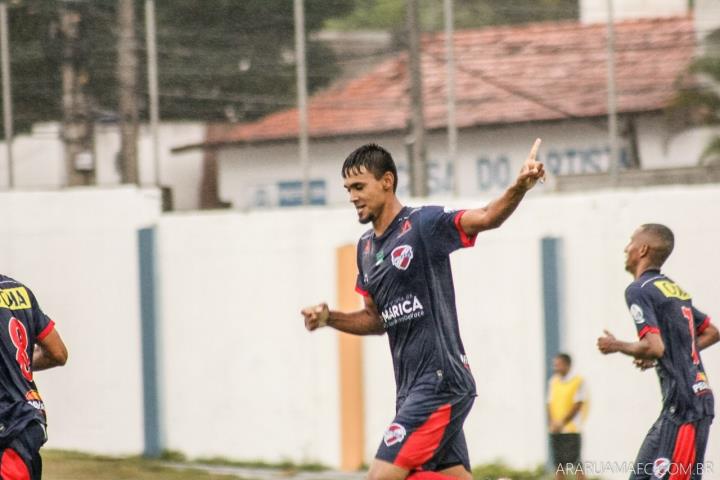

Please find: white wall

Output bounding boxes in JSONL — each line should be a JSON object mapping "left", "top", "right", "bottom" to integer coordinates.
{"left": 580, "top": 0, "right": 688, "bottom": 24}
{"left": 0, "top": 122, "right": 205, "bottom": 210}
{"left": 156, "top": 184, "right": 719, "bottom": 477}
{"left": 0, "top": 187, "right": 161, "bottom": 455}
{"left": 218, "top": 116, "right": 712, "bottom": 209}
{"left": 155, "top": 208, "right": 368, "bottom": 465}
{"left": 0, "top": 184, "right": 717, "bottom": 478}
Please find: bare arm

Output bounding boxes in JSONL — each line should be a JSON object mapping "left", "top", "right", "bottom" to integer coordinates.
{"left": 597, "top": 330, "right": 665, "bottom": 360}
{"left": 698, "top": 323, "right": 719, "bottom": 351}
{"left": 33, "top": 328, "right": 68, "bottom": 371}
{"left": 302, "top": 295, "right": 385, "bottom": 336}
{"left": 460, "top": 138, "right": 545, "bottom": 236}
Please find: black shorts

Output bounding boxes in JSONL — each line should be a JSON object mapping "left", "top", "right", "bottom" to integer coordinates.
{"left": 0, "top": 421, "right": 46, "bottom": 480}
{"left": 631, "top": 414, "right": 713, "bottom": 480}
{"left": 550, "top": 433, "right": 582, "bottom": 467}
{"left": 375, "top": 389, "right": 475, "bottom": 472}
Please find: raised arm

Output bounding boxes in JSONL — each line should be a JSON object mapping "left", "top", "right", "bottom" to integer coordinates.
{"left": 33, "top": 328, "right": 68, "bottom": 371}
{"left": 597, "top": 330, "right": 665, "bottom": 360}
{"left": 460, "top": 138, "right": 545, "bottom": 236}
{"left": 302, "top": 294, "right": 385, "bottom": 336}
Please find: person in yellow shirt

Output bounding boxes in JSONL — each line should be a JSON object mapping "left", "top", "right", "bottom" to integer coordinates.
{"left": 547, "top": 353, "right": 586, "bottom": 480}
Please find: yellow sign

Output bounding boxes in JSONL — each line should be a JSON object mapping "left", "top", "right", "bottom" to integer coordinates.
{"left": 653, "top": 280, "right": 691, "bottom": 300}
{"left": 0, "top": 287, "right": 31, "bottom": 310}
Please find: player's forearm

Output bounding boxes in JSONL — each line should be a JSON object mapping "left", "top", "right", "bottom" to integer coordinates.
{"left": 32, "top": 345, "right": 66, "bottom": 371}
{"left": 697, "top": 324, "right": 719, "bottom": 351}
{"left": 614, "top": 339, "right": 663, "bottom": 360}
{"left": 461, "top": 184, "right": 528, "bottom": 235}
{"left": 327, "top": 309, "right": 385, "bottom": 336}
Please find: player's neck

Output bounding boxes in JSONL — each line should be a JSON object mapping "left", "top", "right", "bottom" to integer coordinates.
{"left": 372, "top": 198, "right": 403, "bottom": 237}
{"left": 634, "top": 262, "right": 661, "bottom": 280}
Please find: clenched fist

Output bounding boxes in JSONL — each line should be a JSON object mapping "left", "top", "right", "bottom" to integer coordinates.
{"left": 301, "top": 303, "right": 330, "bottom": 331}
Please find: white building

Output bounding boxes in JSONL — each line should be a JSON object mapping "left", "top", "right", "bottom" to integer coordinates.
{"left": 0, "top": 122, "right": 206, "bottom": 210}
{"left": 177, "top": 15, "right": 719, "bottom": 209}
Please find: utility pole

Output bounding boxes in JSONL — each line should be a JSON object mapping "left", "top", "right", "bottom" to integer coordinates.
{"left": 0, "top": 2, "right": 14, "bottom": 188}
{"left": 145, "top": 0, "right": 160, "bottom": 187}
{"left": 606, "top": 0, "right": 620, "bottom": 183}
{"left": 118, "top": 0, "right": 139, "bottom": 185}
{"left": 406, "top": 0, "right": 428, "bottom": 197}
{"left": 443, "top": 0, "right": 458, "bottom": 196}
{"left": 59, "top": 0, "right": 95, "bottom": 186}
{"left": 294, "top": 0, "right": 310, "bottom": 205}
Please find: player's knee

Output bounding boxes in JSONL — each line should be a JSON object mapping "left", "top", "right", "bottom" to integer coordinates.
{"left": 367, "top": 460, "right": 408, "bottom": 480}
{"left": 447, "top": 469, "right": 472, "bottom": 480}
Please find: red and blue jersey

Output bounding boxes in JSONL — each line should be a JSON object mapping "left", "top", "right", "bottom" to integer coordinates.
{"left": 355, "top": 206, "right": 477, "bottom": 399}
{"left": 625, "top": 269, "right": 714, "bottom": 422}
{"left": 0, "top": 275, "right": 54, "bottom": 442}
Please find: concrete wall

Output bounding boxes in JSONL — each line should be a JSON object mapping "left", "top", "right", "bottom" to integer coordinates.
{"left": 156, "top": 184, "right": 719, "bottom": 477}
{"left": 217, "top": 116, "right": 720, "bottom": 209}
{"left": 0, "top": 187, "right": 161, "bottom": 454}
{"left": 0, "top": 185, "right": 717, "bottom": 479}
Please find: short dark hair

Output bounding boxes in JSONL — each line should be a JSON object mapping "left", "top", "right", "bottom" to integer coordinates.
{"left": 556, "top": 353, "right": 572, "bottom": 366}
{"left": 341, "top": 144, "right": 398, "bottom": 192}
{"left": 640, "top": 223, "right": 674, "bottom": 266}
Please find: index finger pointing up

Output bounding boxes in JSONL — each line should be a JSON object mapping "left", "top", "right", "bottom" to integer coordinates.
{"left": 526, "top": 138, "right": 542, "bottom": 164}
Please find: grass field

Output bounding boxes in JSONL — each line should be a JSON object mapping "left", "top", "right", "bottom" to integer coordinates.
{"left": 42, "top": 450, "right": 580, "bottom": 480}
{"left": 42, "top": 450, "right": 245, "bottom": 480}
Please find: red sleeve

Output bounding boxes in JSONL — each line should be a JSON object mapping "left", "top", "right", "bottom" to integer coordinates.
{"left": 697, "top": 316, "right": 711, "bottom": 335}
{"left": 453, "top": 210, "right": 477, "bottom": 248}
{"left": 37, "top": 319, "right": 55, "bottom": 341}
{"left": 637, "top": 325, "right": 660, "bottom": 339}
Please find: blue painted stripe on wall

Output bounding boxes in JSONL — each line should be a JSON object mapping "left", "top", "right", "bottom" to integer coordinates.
{"left": 139, "top": 227, "right": 161, "bottom": 457}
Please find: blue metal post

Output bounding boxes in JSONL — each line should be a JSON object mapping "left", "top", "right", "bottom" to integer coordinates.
{"left": 138, "top": 227, "right": 162, "bottom": 457}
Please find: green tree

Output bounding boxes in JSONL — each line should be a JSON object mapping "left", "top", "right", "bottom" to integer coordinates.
{"left": 667, "top": 29, "right": 720, "bottom": 165}
{"left": 3, "top": 0, "right": 354, "bottom": 135}
{"left": 326, "top": 0, "right": 578, "bottom": 32}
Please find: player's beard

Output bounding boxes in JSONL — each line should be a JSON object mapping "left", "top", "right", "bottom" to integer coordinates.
{"left": 358, "top": 212, "right": 375, "bottom": 224}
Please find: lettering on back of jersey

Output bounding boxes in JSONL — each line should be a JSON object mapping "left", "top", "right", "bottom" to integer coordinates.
{"left": 0, "top": 287, "right": 31, "bottom": 310}
{"left": 653, "top": 280, "right": 691, "bottom": 300}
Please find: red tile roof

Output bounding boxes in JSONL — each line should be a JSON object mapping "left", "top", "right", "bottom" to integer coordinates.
{"left": 198, "top": 16, "right": 695, "bottom": 148}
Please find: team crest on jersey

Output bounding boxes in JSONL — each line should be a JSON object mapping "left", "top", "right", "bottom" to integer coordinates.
{"left": 630, "top": 304, "right": 645, "bottom": 324}
{"left": 383, "top": 423, "right": 407, "bottom": 447}
{"left": 391, "top": 245, "right": 414, "bottom": 270}
{"left": 652, "top": 457, "right": 670, "bottom": 478}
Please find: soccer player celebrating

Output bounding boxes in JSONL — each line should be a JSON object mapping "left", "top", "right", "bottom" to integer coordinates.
{"left": 302, "top": 140, "right": 545, "bottom": 480}
{"left": 0, "top": 275, "right": 68, "bottom": 480}
{"left": 598, "top": 224, "right": 719, "bottom": 480}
